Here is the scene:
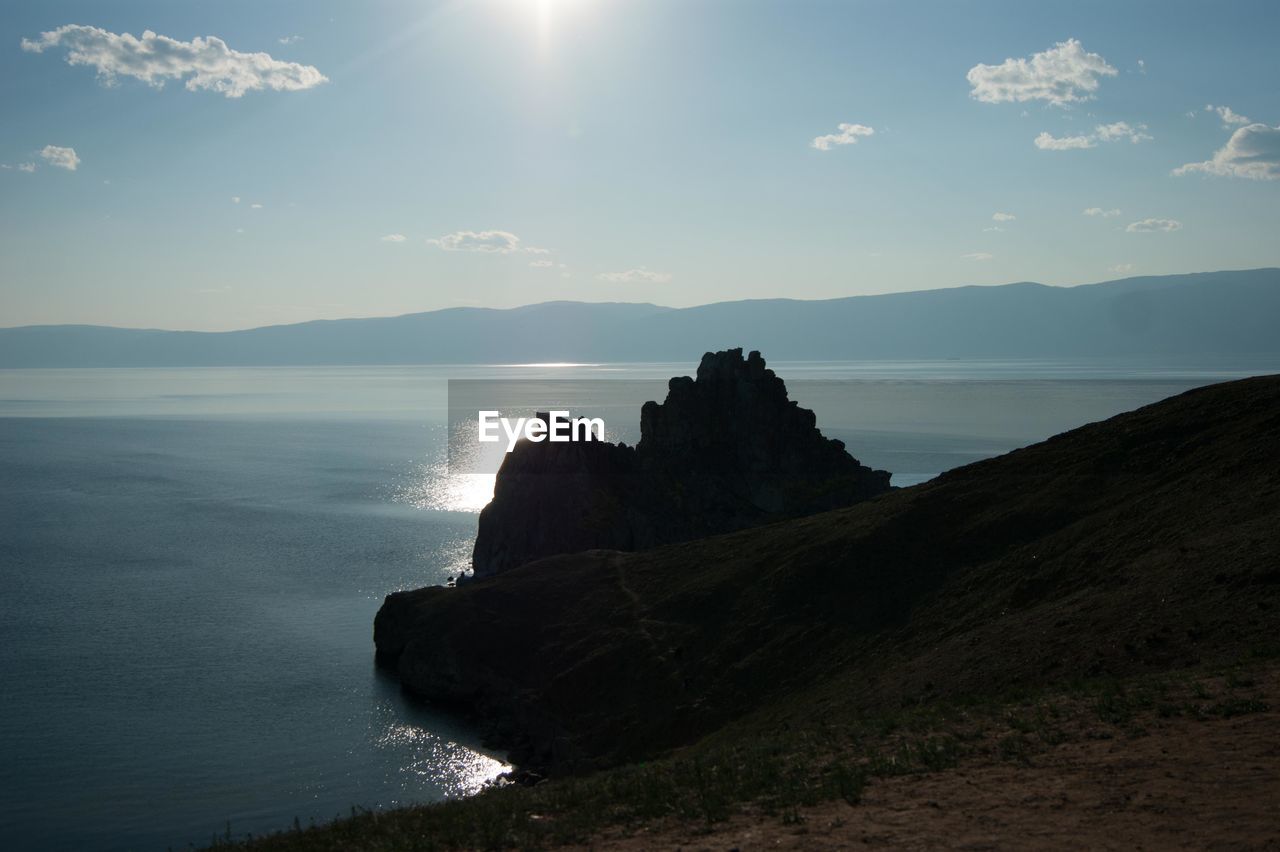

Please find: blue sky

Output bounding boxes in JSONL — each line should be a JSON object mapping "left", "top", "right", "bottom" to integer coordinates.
{"left": 2, "top": 0, "right": 1278, "bottom": 331}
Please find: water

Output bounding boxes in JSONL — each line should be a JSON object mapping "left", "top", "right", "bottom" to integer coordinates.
{"left": 1, "top": 359, "right": 1276, "bottom": 851}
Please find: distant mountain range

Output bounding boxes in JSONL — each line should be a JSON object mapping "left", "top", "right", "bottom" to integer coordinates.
{"left": 3, "top": 269, "right": 1279, "bottom": 367}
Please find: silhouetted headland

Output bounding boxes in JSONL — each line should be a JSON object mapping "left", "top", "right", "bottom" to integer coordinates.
{"left": 375, "top": 368, "right": 1280, "bottom": 775}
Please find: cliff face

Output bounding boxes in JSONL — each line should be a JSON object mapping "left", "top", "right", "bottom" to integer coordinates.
{"left": 377, "top": 374, "right": 1280, "bottom": 774}
{"left": 471, "top": 440, "right": 636, "bottom": 580}
{"left": 471, "top": 349, "right": 892, "bottom": 577}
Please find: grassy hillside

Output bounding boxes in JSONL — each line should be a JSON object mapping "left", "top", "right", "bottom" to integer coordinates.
{"left": 237, "top": 373, "right": 1279, "bottom": 849}
{"left": 234, "top": 660, "right": 1280, "bottom": 850}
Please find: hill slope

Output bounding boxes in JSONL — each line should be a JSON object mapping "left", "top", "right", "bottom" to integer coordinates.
{"left": 5, "top": 269, "right": 1280, "bottom": 365}
{"left": 375, "top": 374, "right": 1280, "bottom": 772}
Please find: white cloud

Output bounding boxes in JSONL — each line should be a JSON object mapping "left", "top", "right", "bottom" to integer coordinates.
{"left": 529, "top": 259, "right": 554, "bottom": 268}
{"left": 1205, "top": 104, "right": 1251, "bottom": 128}
{"left": 231, "top": 196, "right": 241, "bottom": 204}
{"left": 1083, "top": 207, "right": 1121, "bottom": 217}
{"left": 1034, "top": 131, "right": 1094, "bottom": 150}
{"left": 429, "top": 230, "right": 523, "bottom": 253}
{"left": 983, "top": 226, "right": 1004, "bottom": 232}
{"left": 250, "top": 203, "right": 263, "bottom": 209}
{"left": 1173, "top": 123, "right": 1280, "bottom": 181}
{"left": 1125, "top": 218, "right": 1182, "bottom": 233}
{"left": 961, "top": 252, "right": 994, "bottom": 261}
{"left": 1096, "top": 121, "right": 1152, "bottom": 143}
{"left": 992, "top": 212, "right": 1016, "bottom": 222}
{"left": 17, "top": 162, "right": 37, "bottom": 173}
{"left": 278, "top": 35, "right": 303, "bottom": 45}
{"left": 524, "top": 246, "right": 551, "bottom": 255}
{"left": 966, "top": 39, "right": 1116, "bottom": 107}
{"left": 1035, "top": 122, "right": 1150, "bottom": 150}
{"left": 21, "top": 24, "right": 328, "bottom": 98}
{"left": 40, "top": 145, "right": 79, "bottom": 170}
{"left": 1109, "top": 263, "right": 1136, "bottom": 274}
{"left": 811, "top": 123, "right": 874, "bottom": 151}
{"left": 597, "top": 267, "right": 672, "bottom": 283}
{"left": 380, "top": 233, "right": 406, "bottom": 243}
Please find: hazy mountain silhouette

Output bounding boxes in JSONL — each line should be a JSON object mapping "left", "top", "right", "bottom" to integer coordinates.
{"left": 3, "top": 269, "right": 1278, "bottom": 367}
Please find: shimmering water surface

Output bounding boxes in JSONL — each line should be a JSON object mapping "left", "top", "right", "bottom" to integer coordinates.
{"left": 1, "top": 359, "right": 1275, "bottom": 851}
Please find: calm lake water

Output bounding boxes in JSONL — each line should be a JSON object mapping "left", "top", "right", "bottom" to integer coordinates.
{"left": 1, "top": 359, "right": 1276, "bottom": 851}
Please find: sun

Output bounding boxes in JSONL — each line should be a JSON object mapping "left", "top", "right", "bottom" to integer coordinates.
{"left": 536, "top": 0, "right": 553, "bottom": 39}
{"left": 508, "top": 0, "right": 589, "bottom": 55}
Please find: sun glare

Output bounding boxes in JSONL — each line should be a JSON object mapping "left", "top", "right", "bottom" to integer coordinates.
{"left": 536, "top": 0, "right": 556, "bottom": 53}
{"left": 510, "top": 0, "right": 589, "bottom": 55}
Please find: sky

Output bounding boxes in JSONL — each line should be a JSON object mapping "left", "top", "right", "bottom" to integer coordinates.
{"left": 1, "top": 0, "right": 1278, "bottom": 331}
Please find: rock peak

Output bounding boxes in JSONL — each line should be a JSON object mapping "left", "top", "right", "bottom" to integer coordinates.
{"left": 470, "top": 350, "right": 891, "bottom": 578}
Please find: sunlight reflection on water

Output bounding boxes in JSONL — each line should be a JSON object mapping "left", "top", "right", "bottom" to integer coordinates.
{"left": 376, "top": 723, "right": 511, "bottom": 797}
{"left": 393, "top": 458, "right": 496, "bottom": 514}
{"left": 388, "top": 456, "right": 493, "bottom": 581}
{"left": 393, "top": 421, "right": 502, "bottom": 515}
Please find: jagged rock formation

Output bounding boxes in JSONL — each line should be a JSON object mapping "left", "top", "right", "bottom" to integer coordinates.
{"left": 470, "top": 349, "right": 892, "bottom": 577}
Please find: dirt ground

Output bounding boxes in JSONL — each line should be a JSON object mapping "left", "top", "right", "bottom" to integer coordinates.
{"left": 582, "top": 673, "right": 1280, "bottom": 851}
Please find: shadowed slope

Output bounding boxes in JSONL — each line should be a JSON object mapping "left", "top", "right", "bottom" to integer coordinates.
{"left": 375, "top": 375, "right": 1280, "bottom": 772}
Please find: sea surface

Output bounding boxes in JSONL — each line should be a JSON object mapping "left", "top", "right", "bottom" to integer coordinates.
{"left": 1, "top": 359, "right": 1276, "bottom": 851}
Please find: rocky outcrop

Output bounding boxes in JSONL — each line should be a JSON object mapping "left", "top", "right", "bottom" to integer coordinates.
{"left": 470, "top": 439, "right": 636, "bottom": 580}
{"left": 470, "top": 349, "right": 892, "bottom": 577}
